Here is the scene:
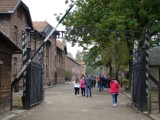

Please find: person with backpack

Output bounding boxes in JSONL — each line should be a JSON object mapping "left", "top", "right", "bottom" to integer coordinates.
{"left": 85, "top": 75, "right": 92, "bottom": 97}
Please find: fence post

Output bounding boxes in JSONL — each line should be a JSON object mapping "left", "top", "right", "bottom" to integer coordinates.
{"left": 145, "top": 29, "right": 151, "bottom": 113}
{"left": 158, "top": 68, "right": 160, "bottom": 113}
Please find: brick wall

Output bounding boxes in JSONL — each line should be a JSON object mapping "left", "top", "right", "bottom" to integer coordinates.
{"left": 30, "top": 33, "right": 57, "bottom": 86}
{"left": 48, "top": 38, "right": 57, "bottom": 85}
{"left": 65, "top": 56, "right": 84, "bottom": 81}
{"left": 0, "top": 45, "right": 12, "bottom": 113}
{"left": 0, "top": 9, "right": 30, "bottom": 83}
{"left": 56, "top": 47, "right": 65, "bottom": 84}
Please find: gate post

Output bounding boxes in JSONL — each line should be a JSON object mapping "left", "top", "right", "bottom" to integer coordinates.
{"left": 21, "top": 29, "right": 31, "bottom": 109}
{"left": 132, "top": 40, "right": 139, "bottom": 102}
{"left": 22, "top": 47, "right": 31, "bottom": 109}
{"left": 145, "top": 31, "right": 151, "bottom": 113}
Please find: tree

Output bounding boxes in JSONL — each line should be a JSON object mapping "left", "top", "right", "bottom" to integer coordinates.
{"left": 75, "top": 50, "right": 83, "bottom": 62}
{"left": 60, "top": 0, "right": 160, "bottom": 85}
{"left": 85, "top": 65, "right": 99, "bottom": 77}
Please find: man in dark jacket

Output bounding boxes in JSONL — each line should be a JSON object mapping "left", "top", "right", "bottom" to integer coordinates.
{"left": 85, "top": 75, "right": 92, "bottom": 97}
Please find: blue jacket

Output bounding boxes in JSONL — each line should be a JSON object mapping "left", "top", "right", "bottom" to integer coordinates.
{"left": 85, "top": 76, "right": 92, "bottom": 88}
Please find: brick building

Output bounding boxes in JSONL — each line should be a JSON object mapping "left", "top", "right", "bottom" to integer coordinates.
{"left": 56, "top": 40, "right": 66, "bottom": 84}
{"left": 65, "top": 55, "right": 84, "bottom": 81}
{"left": 0, "top": 31, "right": 22, "bottom": 114}
{"left": 0, "top": 0, "right": 33, "bottom": 91}
{"left": 33, "top": 21, "right": 57, "bottom": 86}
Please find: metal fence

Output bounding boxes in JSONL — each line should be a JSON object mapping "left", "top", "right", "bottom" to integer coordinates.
{"left": 22, "top": 62, "right": 43, "bottom": 109}
{"left": 132, "top": 48, "right": 148, "bottom": 111}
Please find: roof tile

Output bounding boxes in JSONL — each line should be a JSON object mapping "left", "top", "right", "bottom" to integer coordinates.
{"left": 57, "top": 40, "right": 64, "bottom": 51}
{"left": 0, "top": 0, "right": 20, "bottom": 13}
{"left": 33, "top": 21, "right": 49, "bottom": 32}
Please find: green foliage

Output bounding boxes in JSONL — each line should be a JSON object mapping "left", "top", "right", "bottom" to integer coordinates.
{"left": 65, "top": 70, "right": 72, "bottom": 81}
{"left": 122, "top": 78, "right": 129, "bottom": 90}
{"left": 85, "top": 65, "right": 99, "bottom": 77}
{"left": 75, "top": 50, "right": 83, "bottom": 62}
{"left": 59, "top": 0, "right": 160, "bottom": 80}
{"left": 122, "top": 78, "right": 129, "bottom": 85}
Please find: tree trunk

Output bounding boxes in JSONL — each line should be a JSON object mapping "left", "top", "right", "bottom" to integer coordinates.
{"left": 126, "top": 38, "right": 133, "bottom": 90}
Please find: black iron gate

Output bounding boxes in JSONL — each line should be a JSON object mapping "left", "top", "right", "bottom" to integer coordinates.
{"left": 132, "top": 48, "right": 148, "bottom": 111}
{"left": 22, "top": 62, "right": 43, "bottom": 109}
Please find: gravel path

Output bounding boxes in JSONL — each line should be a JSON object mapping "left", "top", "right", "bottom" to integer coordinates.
{"left": 10, "top": 83, "right": 153, "bottom": 120}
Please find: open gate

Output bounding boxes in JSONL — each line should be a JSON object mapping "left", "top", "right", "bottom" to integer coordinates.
{"left": 22, "top": 62, "right": 43, "bottom": 109}
{"left": 132, "top": 48, "right": 148, "bottom": 111}
{"left": 21, "top": 46, "right": 43, "bottom": 109}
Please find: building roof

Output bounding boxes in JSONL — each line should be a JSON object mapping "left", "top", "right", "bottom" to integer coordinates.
{"left": 33, "top": 21, "right": 54, "bottom": 38}
{"left": 57, "top": 40, "right": 64, "bottom": 50}
{"left": 149, "top": 46, "right": 160, "bottom": 66}
{"left": 0, "top": 0, "right": 33, "bottom": 28}
{"left": 0, "top": 0, "right": 20, "bottom": 13}
{"left": 33, "top": 21, "right": 49, "bottom": 32}
{"left": 66, "top": 55, "right": 83, "bottom": 67}
{"left": 0, "top": 30, "right": 22, "bottom": 53}
{"left": 56, "top": 40, "right": 68, "bottom": 54}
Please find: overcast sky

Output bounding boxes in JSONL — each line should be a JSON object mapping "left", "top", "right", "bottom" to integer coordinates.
{"left": 22, "top": 0, "right": 82, "bottom": 58}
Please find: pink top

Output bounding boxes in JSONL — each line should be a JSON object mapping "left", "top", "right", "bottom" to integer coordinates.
{"left": 80, "top": 79, "right": 85, "bottom": 88}
{"left": 109, "top": 80, "right": 119, "bottom": 94}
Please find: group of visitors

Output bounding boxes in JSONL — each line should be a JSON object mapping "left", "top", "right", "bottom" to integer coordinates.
{"left": 73, "top": 74, "right": 94, "bottom": 97}
{"left": 97, "top": 74, "right": 111, "bottom": 91}
{"left": 73, "top": 73, "right": 120, "bottom": 107}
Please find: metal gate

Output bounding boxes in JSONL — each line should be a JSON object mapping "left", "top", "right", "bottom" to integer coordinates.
{"left": 22, "top": 62, "right": 43, "bottom": 109}
{"left": 132, "top": 48, "right": 147, "bottom": 111}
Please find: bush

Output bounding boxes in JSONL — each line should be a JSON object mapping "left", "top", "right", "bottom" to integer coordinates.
{"left": 65, "top": 70, "right": 72, "bottom": 81}
{"left": 122, "top": 78, "right": 129, "bottom": 90}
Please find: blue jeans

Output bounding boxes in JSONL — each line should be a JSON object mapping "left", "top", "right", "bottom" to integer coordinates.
{"left": 86, "top": 86, "right": 92, "bottom": 97}
{"left": 112, "top": 93, "right": 118, "bottom": 104}
{"left": 98, "top": 81, "right": 102, "bottom": 91}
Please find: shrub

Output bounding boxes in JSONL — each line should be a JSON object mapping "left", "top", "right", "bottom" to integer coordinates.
{"left": 122, "top": 78, "right": 129, "bottom": 90}
{"left": 65, "top": 70, "right": 72, "bottom": 81}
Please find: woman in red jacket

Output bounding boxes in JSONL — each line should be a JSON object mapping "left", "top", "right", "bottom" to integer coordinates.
{"left": 109, "top": 77, "right": 120, "bottom": 107}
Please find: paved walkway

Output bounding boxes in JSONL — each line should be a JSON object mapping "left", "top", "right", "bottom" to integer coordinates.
{"left": 1, "top": 83, "right": 156, "bottom": 120}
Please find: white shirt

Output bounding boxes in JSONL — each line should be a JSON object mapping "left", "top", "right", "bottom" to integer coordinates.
{"left": 73, "top": 81, "right": 80, "bottom": 88}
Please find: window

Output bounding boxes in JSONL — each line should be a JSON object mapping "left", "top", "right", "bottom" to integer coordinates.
{"left": 46, "top": 65, "right": 48, "bottom": 77}
{"left": 13, "top": 25, "right": 18, "bottom": 44}
{"left": 13, "top": 57, "right": 17, "bottom": 76}
{"left": 46, "top": 44, "right": 49, "bottom": 58}
{"left": 57, "top": 51, "right": 59, "bottom": 62}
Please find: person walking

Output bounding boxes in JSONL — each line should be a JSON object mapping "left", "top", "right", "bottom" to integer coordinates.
{"left": 109, "top": 77, "right": 120, "bottom": 107}
{"left": 93, "top": 76, "right": 96, "bottom": 87}
{"left": 80, "top": 75, "right": 86, "bottom": 96}
{"left": 97, "top": 74, "right": 102, "bottom": 91}
{"left": 106, "top": 75, "right": 110, "bottom": 88}
{"left": 85, "top": 75, "right": 92, "bottom": 97}
{"left": 101, "top": 75, "right": 105, "bottom": 91}
{"left": 73, "top": 77, "right": 80, "bottom": 96}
